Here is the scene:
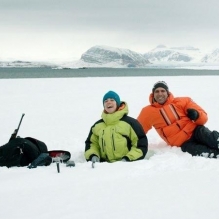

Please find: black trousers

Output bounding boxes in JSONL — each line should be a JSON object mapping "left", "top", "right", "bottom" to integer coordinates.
{"left": 181, "top": 126, "right": 219, "bottom": 158}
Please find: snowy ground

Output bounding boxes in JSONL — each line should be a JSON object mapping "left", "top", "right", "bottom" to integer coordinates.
{"left": 1, "top": 75, "right": 219, "bottom": 219}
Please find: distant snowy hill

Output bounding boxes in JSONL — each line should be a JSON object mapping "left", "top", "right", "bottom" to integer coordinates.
{"left": 143, "top": 45, "right": 204, "bottom": 65}
{"left": 0, "top": 60, "right": 57, "bottom": 68}
{"left": 201, "top": 48, "right": 219, "bottom": 63}
{"left": 71, "top": 45, "right": 150, "bottom": 68}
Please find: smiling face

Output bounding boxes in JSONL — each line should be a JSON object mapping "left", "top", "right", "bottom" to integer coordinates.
{"left": 153, "top": 87, "right": 168, "bottom": 104}
{"left": 103, "top": 98, "right": 117, "bottom": 113}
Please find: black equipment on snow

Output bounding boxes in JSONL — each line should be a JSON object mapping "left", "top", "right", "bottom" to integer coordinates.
{"left": 0, "top": 137, "right": 50, "bottom": 168}
{"left": 0, "top": 114, "right": 52, "bottom": 168}
{"left": 0, "top": 114, "right": 73, "bottom": 169}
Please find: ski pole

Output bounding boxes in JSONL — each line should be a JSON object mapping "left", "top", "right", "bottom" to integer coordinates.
{"left": 56, "top": 162, "right": 60, "bottom": 173}
{"left": 92, "top": 161, "right": 95, "bottom": 168}
{"left": 91, "top": 156, "right": 99, "bottom": 168}
{"left": 53, "top": 157, "right": 61, "bottom": 173}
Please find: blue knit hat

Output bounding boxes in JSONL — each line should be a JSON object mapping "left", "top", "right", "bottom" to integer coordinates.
{"left": 103, "top": 91, "right": 121, "bottom": 106}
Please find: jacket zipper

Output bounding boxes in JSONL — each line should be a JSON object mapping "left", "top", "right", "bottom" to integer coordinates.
{"left": 112, "top": 129, "right": 115, "bottom": 150}
{"left": 102, "top": 130, "right": 105, "bottom": 152}
{"left": 112, "top": 134, "right": 116, "bottom": 151}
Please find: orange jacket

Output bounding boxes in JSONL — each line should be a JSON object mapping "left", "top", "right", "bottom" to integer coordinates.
{"left": 137, "top": 92, "right": 208, "bottom": 147}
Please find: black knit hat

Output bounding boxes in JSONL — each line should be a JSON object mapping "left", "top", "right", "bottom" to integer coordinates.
{"left": 152, "top": 81, "right": 169, "bottom": 93}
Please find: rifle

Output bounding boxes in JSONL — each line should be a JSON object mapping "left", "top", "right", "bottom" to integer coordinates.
{"left": 9, "top": 113, "right": 25, "bottom": 141}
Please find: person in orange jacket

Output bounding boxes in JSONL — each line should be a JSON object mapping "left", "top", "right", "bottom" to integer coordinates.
{"left": 137, "top": 81, "right": 219, "bottom": 158}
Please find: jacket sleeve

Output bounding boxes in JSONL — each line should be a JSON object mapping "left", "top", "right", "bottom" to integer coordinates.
{"left": 183, "top": 97, "right": 208, "bottom": 125}
{"left": 122, "top": 116, "right": 148, "bottom": 161}
{"left": 84, "top": 124, "right": 101, "bottom": 161}
{"left": 137, "top": 106, "right": 153, "bottom": 134}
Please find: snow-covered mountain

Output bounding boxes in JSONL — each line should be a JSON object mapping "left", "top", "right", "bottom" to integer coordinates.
{"left": 201, "top": 48, "right": 219, "bottom": 63}
{"left": 143, "top": 45, "right": 219, "bottom": 68}
{"left": 143, "top": 45, "right": 204, "bottom": 64}
{"left": 72, "top": 45, "right": 150, "bottom": 68}
{"left": 66, "top": 45, "right": 219, "bottom": 69}
{"left": 1, "top": 45, "right": 219, "bottom": 69}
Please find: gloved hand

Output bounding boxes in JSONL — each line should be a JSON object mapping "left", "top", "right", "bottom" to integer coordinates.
{"left": 66, "top": 160, "right": 75, "bottom": 167}
{"left": 187, "top": 108, "right": 199, "bottom": 121}
{"left": 91, "top": 156, "right": 100, "bottom": 163}
{"left": 121, "top": 158, "right": 127, "bottom": 162}
{"left": 121, "top": 157, "right": 129, "bottom": 162}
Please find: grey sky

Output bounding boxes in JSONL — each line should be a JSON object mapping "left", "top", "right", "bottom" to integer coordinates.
{"left": 0, "top": 0, "right": 219, "bottom": 61}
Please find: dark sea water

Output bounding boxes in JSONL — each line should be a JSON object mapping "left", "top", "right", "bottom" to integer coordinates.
{"left": 0, "top": 67, "right": 219, "bottom": 79}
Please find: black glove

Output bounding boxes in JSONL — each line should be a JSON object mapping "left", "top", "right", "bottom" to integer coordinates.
{"left": 187, "top": 108, "right": 199, "bottom": 121}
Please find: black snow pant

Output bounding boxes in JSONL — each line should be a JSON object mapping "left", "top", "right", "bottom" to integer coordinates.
{"left": 181, "top": 126, "right": 219, "bottom": 158}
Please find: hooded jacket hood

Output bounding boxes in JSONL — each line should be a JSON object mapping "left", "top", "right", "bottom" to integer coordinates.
{"left": 101, "top": 102, "right": 128, "bottom": 125}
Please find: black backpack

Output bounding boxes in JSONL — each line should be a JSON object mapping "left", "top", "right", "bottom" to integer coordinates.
{"left": 0, "top": 137, "right": 48, "bottom": 168}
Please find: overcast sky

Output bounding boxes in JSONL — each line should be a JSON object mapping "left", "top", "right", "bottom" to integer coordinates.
{"left": 0, "top": 0, "right": 219, "bottom": 62}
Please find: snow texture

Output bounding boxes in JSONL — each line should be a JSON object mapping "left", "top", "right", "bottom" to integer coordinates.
{"left": 1, "top": 75, "right": 219, "bottom": 219}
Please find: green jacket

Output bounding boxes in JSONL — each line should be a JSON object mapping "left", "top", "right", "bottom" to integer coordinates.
{"left": 85, "top": 102, "right": 148, "bottom": 162}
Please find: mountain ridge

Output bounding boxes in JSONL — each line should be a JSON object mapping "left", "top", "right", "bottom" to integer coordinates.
{"left": 1, "top": 45, "right": 219, "bottom": 68}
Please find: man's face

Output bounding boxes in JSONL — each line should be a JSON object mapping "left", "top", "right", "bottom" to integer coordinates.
{"left": 153, "top": 88, "right": 168, "bottom": 104}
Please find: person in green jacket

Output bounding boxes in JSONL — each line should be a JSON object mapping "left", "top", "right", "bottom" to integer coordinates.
{"left": 85, "top": 90, "right": 148, "bottom": 163}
